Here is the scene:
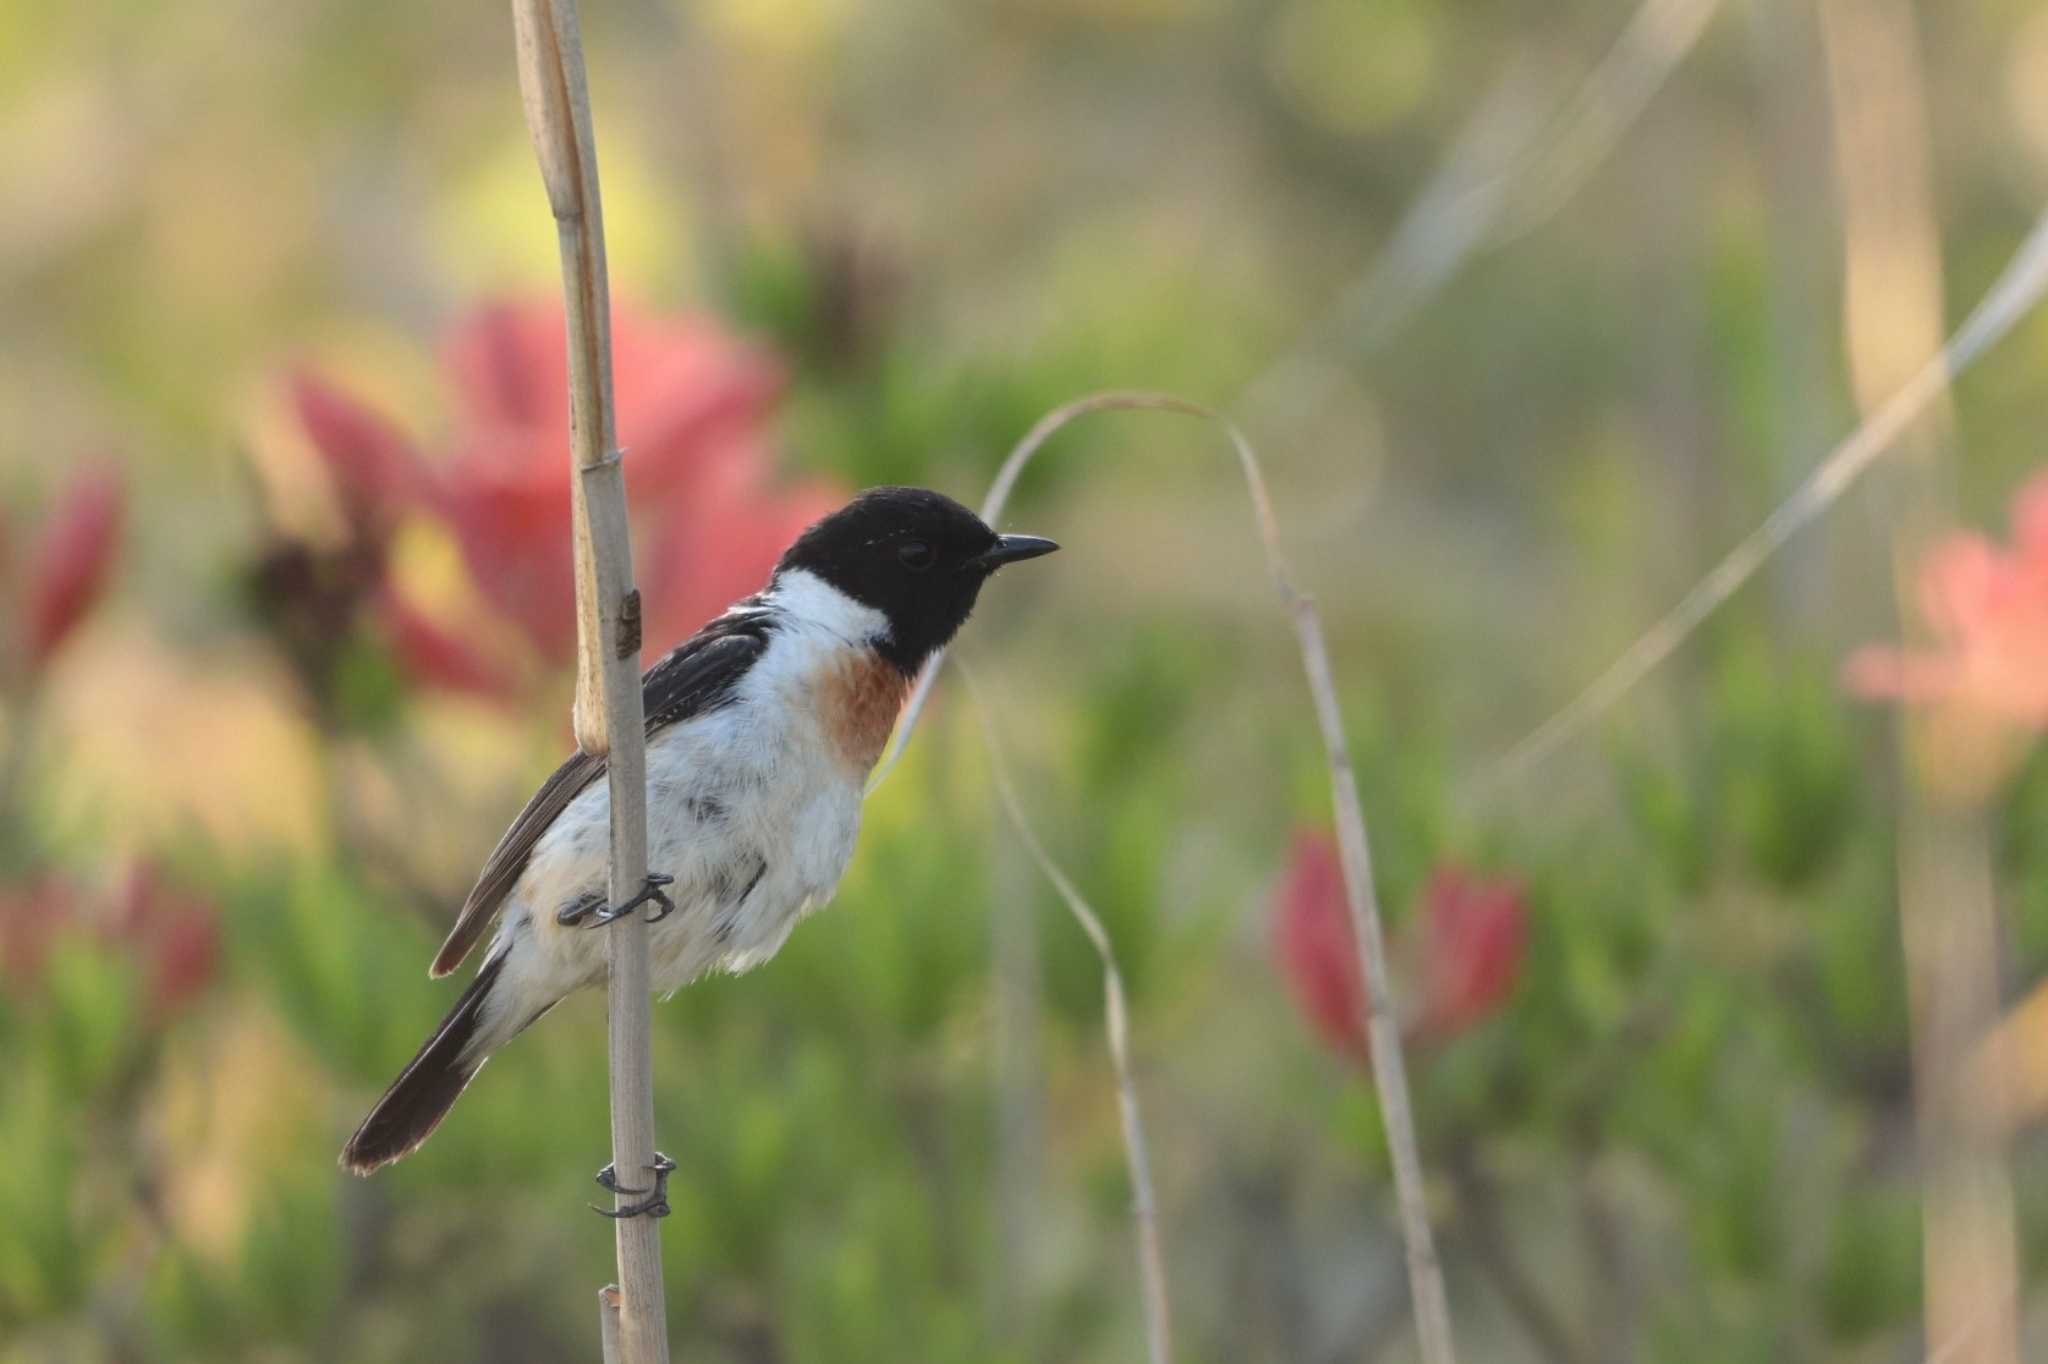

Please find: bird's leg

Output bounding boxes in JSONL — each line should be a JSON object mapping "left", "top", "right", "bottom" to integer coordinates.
{"left": 579, "top": 872, "right": 676, "bottom": 927}
{"left": 555, "top": 892, "right": 607, "bottom": 926}
{"left": 591, "top": 1153, "right": 678, "bottom": 1219}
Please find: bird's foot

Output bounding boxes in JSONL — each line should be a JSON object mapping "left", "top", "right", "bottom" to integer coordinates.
{"left": 638, "top": 873, "right": 677, "bottom": 924}
{"left": 578, "top": 873, "right": 676, "bottom": 928}
{"left": 555, "top": 892, "right": 605, "bottom": 926}
{"left": 591, "top": 1153, "right": 678, "bottom": 1219}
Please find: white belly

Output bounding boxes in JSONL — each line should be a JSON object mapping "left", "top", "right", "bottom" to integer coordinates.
{"left": 645, "top": 715, "right": 866, "bottom": 986}
{"left": 487, "top": 697, "right": 867, "bottom": 1021}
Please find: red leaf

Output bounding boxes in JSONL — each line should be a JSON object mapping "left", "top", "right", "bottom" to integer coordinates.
{"left": 612, "top": 311, "right": 783, "bottom": 507}
{"left": 0, "top": 878, "right": 75, "bottom": 991}
{"left": 291, "top": 372, "right": 430, "bottom": 524}
{"left": 1416, "top": 867, "right": 1527, "bottom": 1038}
{"left": 148, "top": 904, "right": 220, "bottom": 1017}
{"left": 441, "top": 298, "right": 785, "bottom": 508}
{"left": 1272, "top": 834, "right": 1528, "bottom": 1061}
{"left": 435, "top": 446, "right": 579, "bottom": 663}
{"left": 378, "top": 587, "right": 517, "bottom": 700}
{"left": 431, "top": 296, "right": 826, "bottom": 665}
{"left": 640, "top": 463, "right": 838, "bottom": 657}
{"left": 442, "top": 299, "right": 565, "bottom": 438}
{"left": 24, "top": 466, "right": 123, "bottom": 670}
{"left": 1847, "top": 468, "right": 2048, "bottom": 728}
{"left": 110, "top": 861, "right": 220, "bottom": 1017}
{"left": 1271, "top": 831, "right": 1371, "bottom": 1064}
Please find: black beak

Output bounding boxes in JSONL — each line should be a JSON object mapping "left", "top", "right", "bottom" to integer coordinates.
{"left": 970, "top": 534, "right": 1060, "bottom": 571}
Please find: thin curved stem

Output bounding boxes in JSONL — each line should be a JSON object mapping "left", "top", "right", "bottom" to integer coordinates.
{"left": 1462, "top": 202, "right": 2048, "bottom": 805}
{"left": 965, "top": 666, "right": 1173, "bottom": 1364}
{"left": 876, "top": 394, "right": 1458, "bottom": 1364}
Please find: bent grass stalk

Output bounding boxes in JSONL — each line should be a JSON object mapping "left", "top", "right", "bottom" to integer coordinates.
{"left": 875, "top": 392, "right": 1458, "bottom": 1364}
{"left": 963, "top": 665, "right": 1173, "bottom": 1364}
{"left": 1238, "top": 0, "right": 1724, "bottom": 421}
{"left": 1464, "top": 200, "right": 2048, "bottom": 804}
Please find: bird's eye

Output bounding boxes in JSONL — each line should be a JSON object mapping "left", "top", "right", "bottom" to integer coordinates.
{"left": 897, "top": 540, "right": 935, "bottom": 571}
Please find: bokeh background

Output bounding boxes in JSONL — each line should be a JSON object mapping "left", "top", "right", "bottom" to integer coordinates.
{"left": 7, "top": 0, "right": 2048, "bottom": 1359}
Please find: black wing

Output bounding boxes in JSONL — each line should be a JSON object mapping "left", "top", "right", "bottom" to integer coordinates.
{"left": 428, "top": 607, "right": 775, "bottom": 977}
{"left": 642, "top": 603, "right": 774, "bottom": 729}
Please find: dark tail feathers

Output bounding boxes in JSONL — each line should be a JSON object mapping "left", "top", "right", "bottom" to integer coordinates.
{"left": 341, "top": 954, "right": 504, "bottom": 1175}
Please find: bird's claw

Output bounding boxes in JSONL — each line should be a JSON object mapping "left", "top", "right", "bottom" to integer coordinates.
{"left": 590, "top": 1153, "right": 678, "bottom": 1219}
{"left": 639, "top": 873, "right": 677, "bottom": 924}
{"left": 579, "top": 873, "right": 676, "bottom": 928}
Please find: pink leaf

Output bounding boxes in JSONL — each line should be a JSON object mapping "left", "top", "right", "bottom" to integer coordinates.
{"left": 24, "top": 466, "right": 123, "bottom": 671}
{"left": 291, "top": 372, "right": 430, "bottom": 523}
{"left": 1848, "top": 469, "right": 2048, "bottom": 736}
{"left": 1271, "top": 831, "right": 1371, "bottom": 1064}
{"left": 378, "top": 587, "right": 518, "bottom": 700}
{"left": 431, "top": 297, "right": 825, "bottom": 665}
{"left": 1416, "top": 867, "right": 1527, "bottom": 1038}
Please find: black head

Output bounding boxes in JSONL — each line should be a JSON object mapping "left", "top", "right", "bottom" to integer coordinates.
{"left": 776, "top": 486, "right": 1058, "bottom": 672}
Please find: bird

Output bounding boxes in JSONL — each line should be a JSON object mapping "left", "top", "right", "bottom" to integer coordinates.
{"left": 340, "top": 486, "right": 1057, "bottom": 1190}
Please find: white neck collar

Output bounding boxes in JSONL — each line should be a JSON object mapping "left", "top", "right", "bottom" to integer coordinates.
{"left": 765, "top": 568, "right": 890, "bottom": 647}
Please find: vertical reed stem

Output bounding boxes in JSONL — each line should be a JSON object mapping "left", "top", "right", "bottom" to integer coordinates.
{"left": 508, "top": 2, "right": 670, "bottom": 1360}
{"left": 1820, "top": 5, "right": 2018, "bottom": 1361}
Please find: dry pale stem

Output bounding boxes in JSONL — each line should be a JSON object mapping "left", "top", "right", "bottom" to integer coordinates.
{"left": 965, "top": 668, "right": 1173, "bottom": 1364}
{"left": 1820, "top": 2, "right": 2019, "bottom": 1361}
{"left": 880, "top": 393, "right": 1457, "bottom": 1364}
{"left": 1238, "top": 0, "right": 1724, "bottom": 423}
{"left": 1463, "top": 199, "right": 2048, "bottom": 806}
{"left": 509, "top": 1, "right": 670, "bottom": 1360}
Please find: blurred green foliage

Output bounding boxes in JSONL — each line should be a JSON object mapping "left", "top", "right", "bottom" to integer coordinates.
{"left": 6, "top": 0, "right": 2048, "bottom": 1359}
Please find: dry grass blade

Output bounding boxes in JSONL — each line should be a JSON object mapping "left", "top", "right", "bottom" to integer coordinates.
{"left": 964, "top": 665, "right": 1173, "bottom": 1364}
{"left": 1239, "top": 0, "right": 1724, "bottom": 425}
{"left": 1236, "top": 66, "right": 1545, "bottom": 416}
{"left": 877, "top": 392, "right": 1458, "bottom": 1364}
{"left": 509, "top": 0, "right": 669, "bottom": 1360}
{"left": 1464, "top": 201, "right": 2048, "bottom": 804}
{"left": 1489, "top": 0, "right": 1724, "bottom": 242}
{"left": 1821, "top": 2, "right": 2018, "bottom": 1360}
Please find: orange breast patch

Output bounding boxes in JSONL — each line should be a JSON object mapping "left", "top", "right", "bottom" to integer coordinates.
{"left": 817, "top": 651, "right": 911, "bottom": 775}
